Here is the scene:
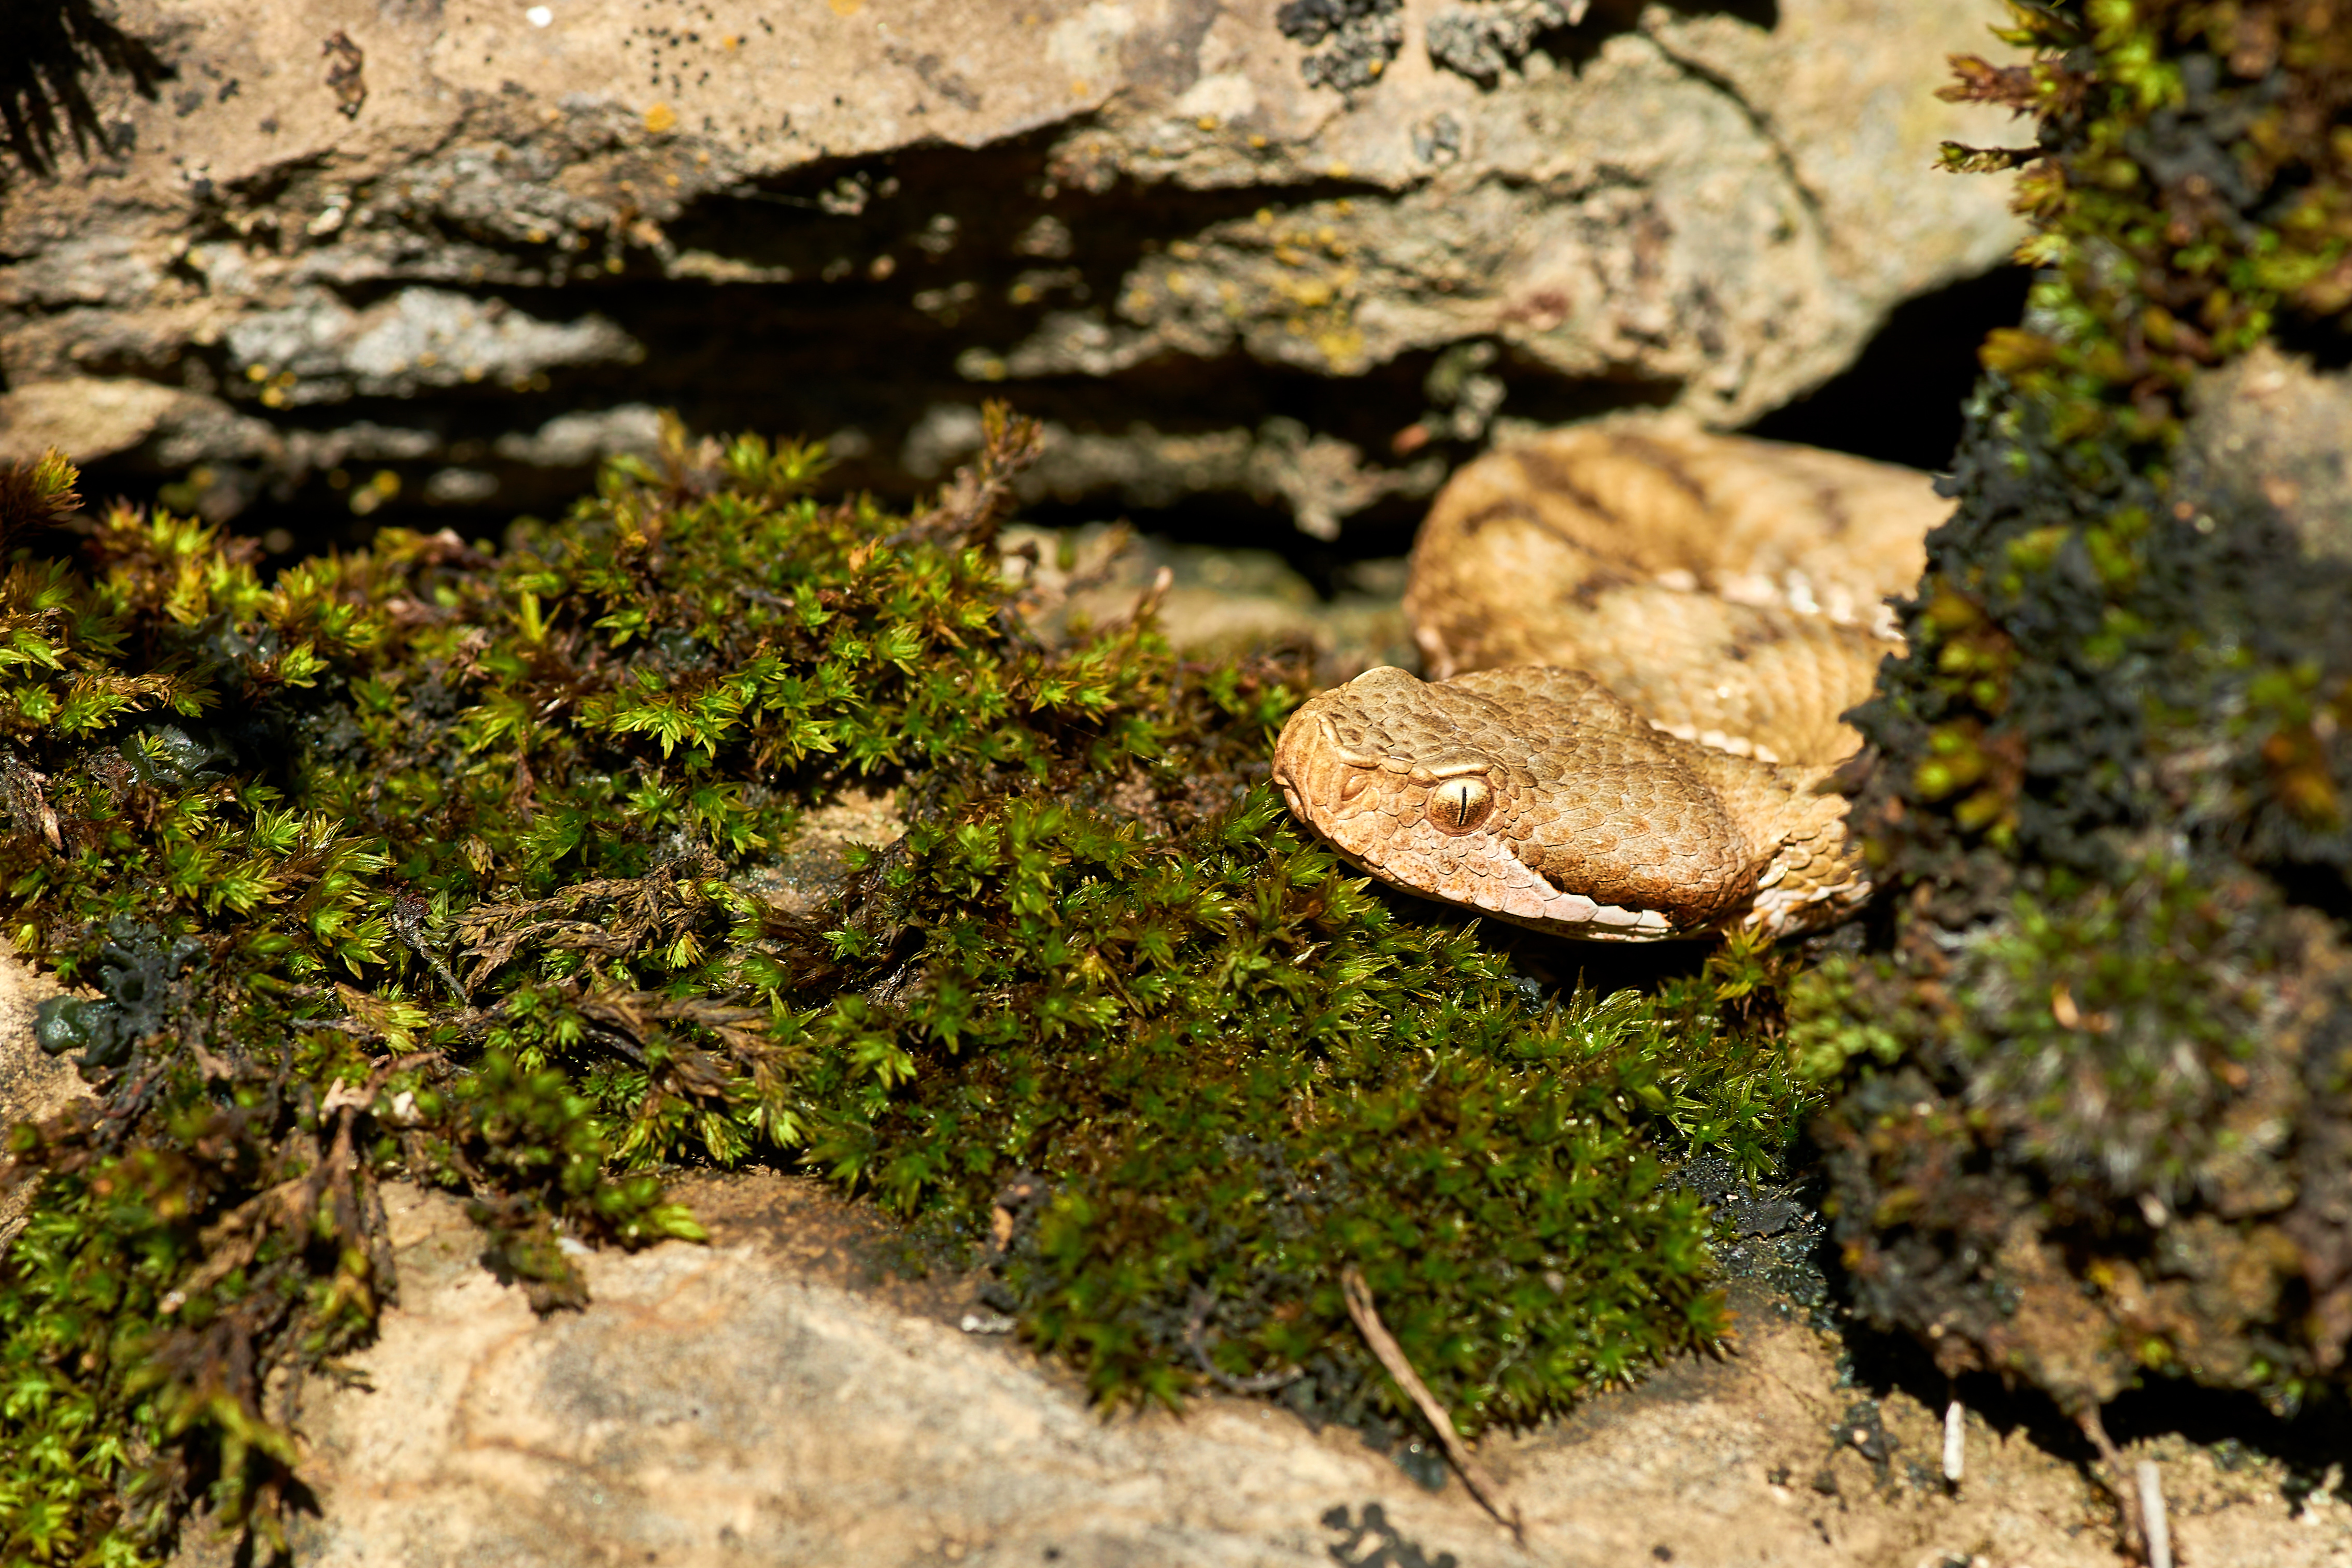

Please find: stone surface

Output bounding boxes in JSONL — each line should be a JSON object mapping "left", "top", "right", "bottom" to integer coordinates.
{"left": 1, "top": 0, "right": 2024, "bottom": 542}
{"left": 155, "top": 1174, "right": 2352, "bottom": 1568}
{"left": 1002, "top": 520, "right": 1420, "bottom": 681}
{"left": 0, "top": 944, "right": 82, "bottom": 1243}
{"left": 2183, "top": 343, "right": 2352, "bottom": 565}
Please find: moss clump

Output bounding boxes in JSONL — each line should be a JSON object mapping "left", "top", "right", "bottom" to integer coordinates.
{"left": 0, "top": 410, "right": 1814, "bottom": 1560}
{"left": 1802, "top": 0, "right": 2352, "bottom": 1427}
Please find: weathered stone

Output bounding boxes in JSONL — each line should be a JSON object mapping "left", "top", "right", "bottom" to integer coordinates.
{"left": 2181, "top": 345, "right": 2352, "bottom": 565}
{"left": 0, "top": 945, "right": 83, "bottom": 1243}
{"left": 2, "top": 0, "right": 2024, "bottom": 541}
{"left": 1001, "top": 521, "right": 1418, "bottom": 681}
{"left": 151, "top": 1173, "right": 2352, "bottom": 1568}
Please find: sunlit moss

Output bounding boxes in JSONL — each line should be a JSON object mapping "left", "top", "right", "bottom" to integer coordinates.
{"left": 0, "top": 409, "right": 1815, "bottom": 1560}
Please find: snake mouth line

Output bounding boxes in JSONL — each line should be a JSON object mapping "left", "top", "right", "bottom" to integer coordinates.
{"left": 1277, "top": 770, "right": 1679, "bottom": 939}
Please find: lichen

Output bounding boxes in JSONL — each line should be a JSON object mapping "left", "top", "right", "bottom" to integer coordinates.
{"left": 0, "top": 409, "right": 1815, "bottom": 1560}
{"left": 1276, "top": 0, "right": 1406, "bottom": 92}
{"left": 1802, "top": 0, "right": 2352, "bottom": 1424}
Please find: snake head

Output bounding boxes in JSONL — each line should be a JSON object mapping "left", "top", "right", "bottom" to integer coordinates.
{"left": 1271, "top": 665, "right": 1733, "bottom": 939}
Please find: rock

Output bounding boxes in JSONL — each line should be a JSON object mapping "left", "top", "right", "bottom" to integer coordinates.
{"left": 2181, "top": 344, "right": 2352, "bottom": 565}
{"left": 0, "top": 943, "right": 81, "bottom": 1244}
{"left": 2, "top": 0, "right": 2024, "bottom": 539}
{"left": 155, "top": 1174, "right": 2349, "bottom": 1568}
{"left": 1001, "top": 521, "right": 1418, "bottom": 682}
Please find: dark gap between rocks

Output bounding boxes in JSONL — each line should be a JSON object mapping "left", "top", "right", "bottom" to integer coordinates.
{"left": 1746, "top": 265, "right": 2034, "bottom": 472}
{"left": 75, "top": 134, "right": 2024, "bottom": 600}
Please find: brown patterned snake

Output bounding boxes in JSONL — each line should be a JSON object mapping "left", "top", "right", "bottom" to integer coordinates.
{"left": 1270, "top": 417, "right": 1948, "bottom": 942}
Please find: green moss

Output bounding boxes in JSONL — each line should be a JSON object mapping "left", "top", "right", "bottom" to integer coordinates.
{"left": 0, "top": 410, "right": 1815, "bottom": 1560}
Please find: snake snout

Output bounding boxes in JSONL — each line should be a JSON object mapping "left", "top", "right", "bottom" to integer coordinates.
{"left": 1269, "top": 712, "right": 1333, "bottom": 818}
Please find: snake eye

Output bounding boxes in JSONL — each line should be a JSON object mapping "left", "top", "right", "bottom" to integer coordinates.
{"left": 1427, "top": 776, "right": 1495, "bottom": 834}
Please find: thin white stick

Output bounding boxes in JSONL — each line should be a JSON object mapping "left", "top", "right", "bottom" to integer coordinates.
{"left": 2137, "top": 1461, "right": 2172, "bottom": 1568}
{"left": 1340, "top": 1266, "right": 1525, "bottom": 1546}
{"left": 1943, "top": 1400, "right": 1965, "bottom": 1484}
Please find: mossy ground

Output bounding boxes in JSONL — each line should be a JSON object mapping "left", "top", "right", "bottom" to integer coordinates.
{"left": 0, "top": 411, "right": 1817, "bottom": 1563}
{"left": 1798, "top": 0, "right": 2352, "bottom": 1437}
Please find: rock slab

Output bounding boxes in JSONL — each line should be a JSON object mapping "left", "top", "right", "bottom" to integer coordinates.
{"left": 179, "top": 1176, "right": 2350, "bottom": 1568}
{"left": 3, "top": 0, "right": 2024, "bottom": 537}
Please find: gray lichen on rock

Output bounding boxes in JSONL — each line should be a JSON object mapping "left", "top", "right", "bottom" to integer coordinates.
{"left": 1275, "top": 0, "right": 1406, "bottom": 91}
{"left": 1427, "top": 0, "right": 1590, "bottom": 86}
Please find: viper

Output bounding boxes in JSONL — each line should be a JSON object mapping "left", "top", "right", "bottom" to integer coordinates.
{"left": 1270, "top": 417, "right": 1947, "bottom": 942}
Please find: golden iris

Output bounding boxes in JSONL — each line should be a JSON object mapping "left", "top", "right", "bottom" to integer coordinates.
{"left": 1428, "top": 776, "right": 1495, "bottom": 834}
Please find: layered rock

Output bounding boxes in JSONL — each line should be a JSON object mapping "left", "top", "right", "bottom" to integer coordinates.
{"left": 1, "top": 0, "right": 2022, "bottom": 540}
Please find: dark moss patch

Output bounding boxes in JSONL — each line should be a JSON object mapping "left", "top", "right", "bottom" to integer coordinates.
{"left": 1801, "top": 0, "right": 2352, "bottom": 1428}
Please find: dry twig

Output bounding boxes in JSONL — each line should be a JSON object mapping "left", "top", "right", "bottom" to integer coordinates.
{"left": 1339, "top": 1265, "right": 1525, "bottom": 1545}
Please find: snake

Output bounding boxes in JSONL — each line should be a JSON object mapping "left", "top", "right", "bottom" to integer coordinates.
{"left": 1270, "top": 416, "right": 1948, "bottom": 942}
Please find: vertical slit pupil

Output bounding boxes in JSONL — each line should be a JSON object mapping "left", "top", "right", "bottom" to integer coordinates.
{"left": 1434, "top": 777, "right": 1489, "bottom": 832}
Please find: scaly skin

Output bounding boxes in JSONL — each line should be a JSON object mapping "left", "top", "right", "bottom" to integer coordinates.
{"left": 1272, "top": 666, "right": 1865, "bottom": 941}
{"left": 1272, "top": 418, "right": 1940, "bottom": 940}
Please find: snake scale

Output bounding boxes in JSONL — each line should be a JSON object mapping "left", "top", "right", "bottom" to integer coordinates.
{"left": 1271, "top": 416, "right": 1949, "bottom": 942}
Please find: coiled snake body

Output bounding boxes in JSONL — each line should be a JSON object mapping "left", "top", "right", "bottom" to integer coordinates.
{"left": 1271, "top": 418, "right": 1948, "bottom": 942}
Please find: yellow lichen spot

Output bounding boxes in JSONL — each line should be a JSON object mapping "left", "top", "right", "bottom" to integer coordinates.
{"left": 869, "top": 253, "right": 897, "bottom": 281}
{"left": 1009, "top": 281, "right": 1038, "bottom": 306}
{"left": 1274, "top": 245, "right": 1308, "bottom": 266}
{"left": 1070, "top": 79, "right": 1091, "bottom": 97}
{"left": 1315, "top": 324, "right": 1365, "bottom": 366}
{"left": 416, "top": 353, "right": 440, "bottom": 370}
{"left": 462, "top": 365, "right": 486, "bottom": 383}
{"left": 1166, "top": 272, "right": 1191, "bottom": 296}
{"left": 1249, "top": 133, "right": 1268, "bottom": 150}
{"left": 1326, "top": 161, "right": 1351, "bottom": 179}
{"left": 261, "top": 385, "right": 288, "bottom": 409}
{"left": 720, "top": 33, "right": 740, "bottom": 50}
{"left": 828, "top": 0, "right": 863, "bottom": 15}
{"left": 527, "top": 227, "right": 549, "bottom": 245}
{"left": 644, "top": 102, "right": 678, "bottom": 135}
{"left": 1288, "top": 276, "right": 1332, "bottom": 308}
{"left": 1334, "top": 198, "right": 1353, "bottom": 215}
{"left": 244, "top": 364, "right": 269, "bottom": 382}
{"left": 1315, "top": 226, "right": 1336, "bottom": 246}
{"left": 1255, "top": 207, "right": 1275, "bottom": 226}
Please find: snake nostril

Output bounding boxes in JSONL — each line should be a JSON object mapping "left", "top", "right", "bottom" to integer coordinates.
{"left": 1428, "top": 776, "right": 1495, "bottom": 834}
